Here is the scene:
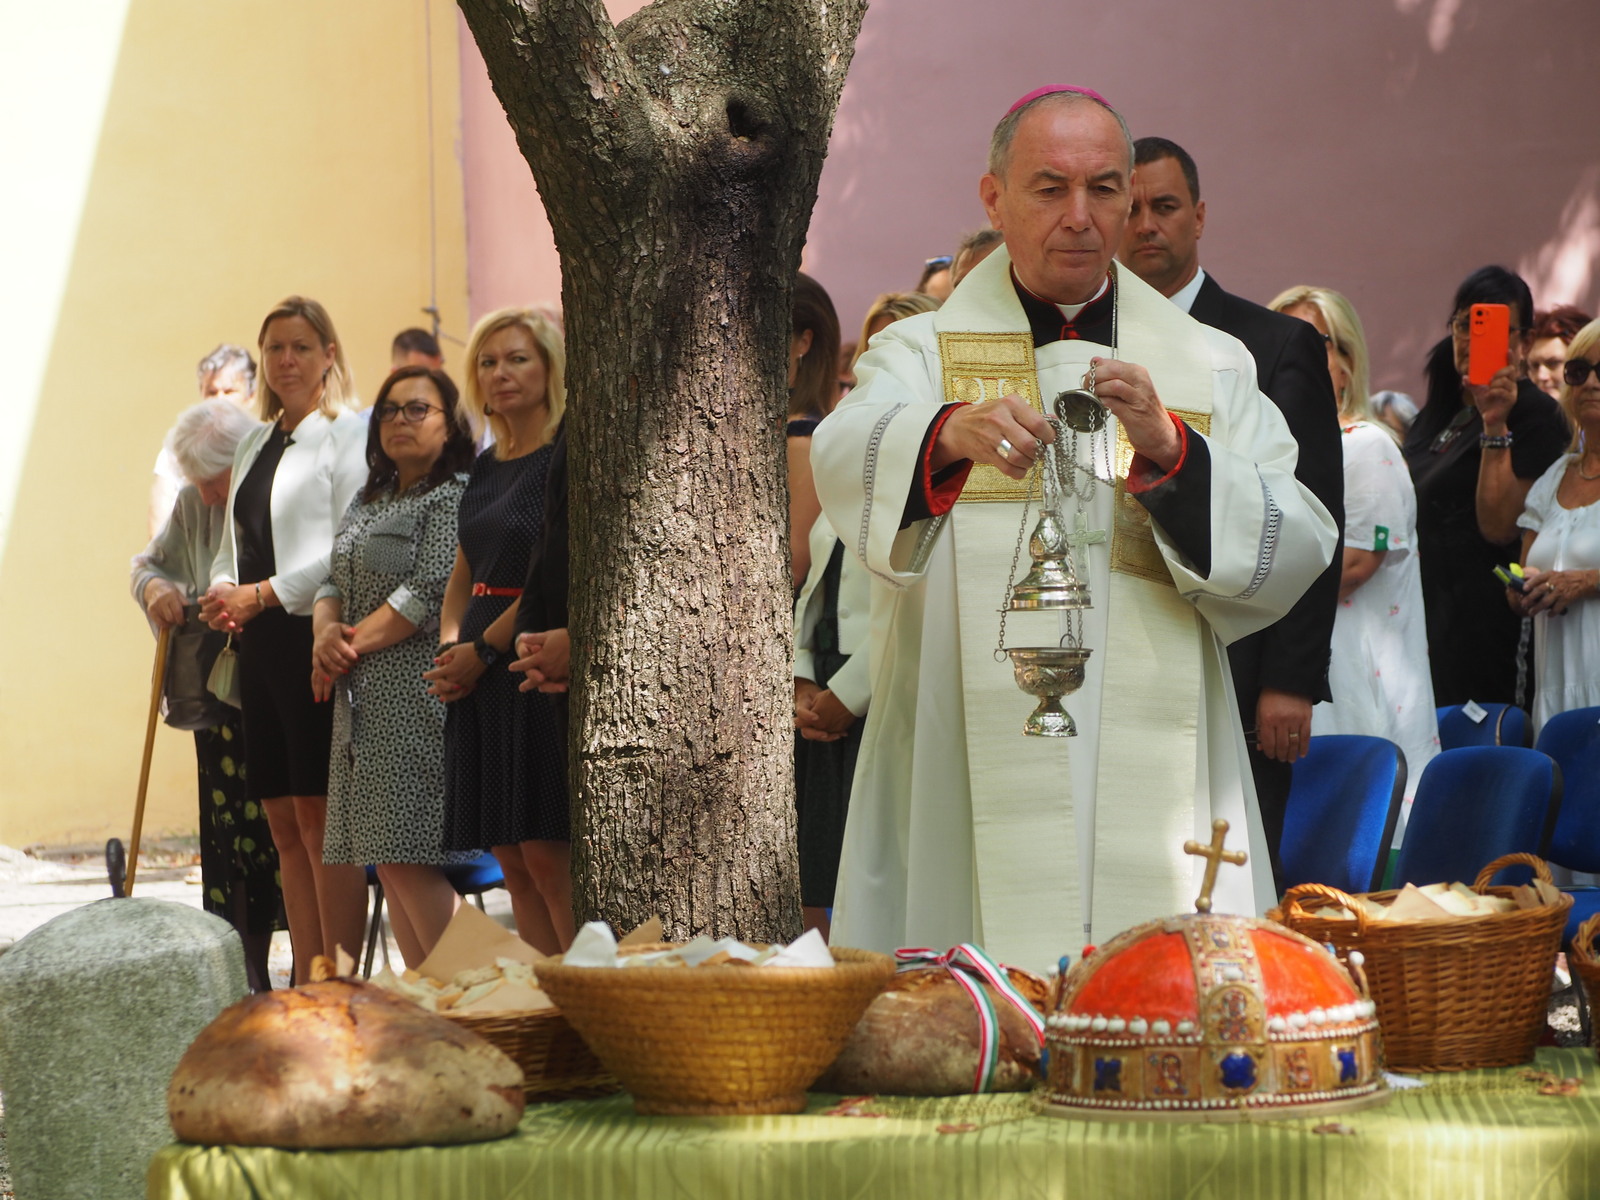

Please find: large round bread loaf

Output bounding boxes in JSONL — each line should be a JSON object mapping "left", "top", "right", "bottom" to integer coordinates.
{"left": 815, "top": 966, "right": 1046, "bottom": 1095}
{"left": 168, "top": 979, "right": 525, "bottom": 1147}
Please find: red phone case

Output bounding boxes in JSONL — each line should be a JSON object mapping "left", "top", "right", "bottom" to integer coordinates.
{"left": 1467, "top": 303, "right": 1510, "bottom": 386}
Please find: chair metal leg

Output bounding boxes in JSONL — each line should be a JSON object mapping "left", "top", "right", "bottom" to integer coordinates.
{"left": 362, "top": 880, "right": 385, "bottom": 979}
{"left": 1576, "top": 968, "right": 1594, "bottom": 1046}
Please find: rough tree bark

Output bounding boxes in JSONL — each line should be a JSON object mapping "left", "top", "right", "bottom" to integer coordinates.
{"left": 458, "top": 0, "right": 868, "bottom": 942}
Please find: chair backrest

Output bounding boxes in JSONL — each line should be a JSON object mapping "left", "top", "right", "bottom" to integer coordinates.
{"left": 1393, "top": 746, "right": 1562, "bottom": 887}
{"left": 1280, "top": 735, "right": 1406, "bottom": 894}
{"left": 1435, "top": 703, "right": 1531, "bottom": 752}
{"left": 1534, "top": 707, "right": 1600, "bottom": 874}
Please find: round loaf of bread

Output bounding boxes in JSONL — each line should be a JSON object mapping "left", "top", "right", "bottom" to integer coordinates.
{"left": 168, "top": 979, "right": 525, "bottom": 1147}
{"left": 815, "top": 966, "right": 1046, "bottom": 1095}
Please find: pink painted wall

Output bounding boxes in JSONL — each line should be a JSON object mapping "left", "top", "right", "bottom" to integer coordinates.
{"left": 457, "top": 0, "right": 651, "bottom": 323}
{"left": 460, "top": 0, "right": 1600, "bottom": 396}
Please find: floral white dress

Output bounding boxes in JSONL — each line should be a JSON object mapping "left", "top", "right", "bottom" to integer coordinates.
{"left": 1312, "top": 422, "right": 1439, "bottom": 812}
{"left": 1518, "top": 454, "right": 1600, "bottom": 731}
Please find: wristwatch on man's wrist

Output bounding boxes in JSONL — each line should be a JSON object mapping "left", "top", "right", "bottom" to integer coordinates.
{"left": 473, "top": 636, "right": 500, "bottom": 668}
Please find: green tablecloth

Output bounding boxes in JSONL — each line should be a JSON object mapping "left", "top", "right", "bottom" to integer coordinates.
{"left": 149, "top": 1048, "right": 1600, "bottom": 1200}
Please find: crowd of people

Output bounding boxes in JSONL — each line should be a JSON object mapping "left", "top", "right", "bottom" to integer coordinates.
{"left": 132, "top": 307, "right": 574, "bottom": 985}
{"left": 789, "top": 98, "right": 1600, "bottom": 955}
{"left": 131, "top": 87, "right": 1599, "bottom": 978}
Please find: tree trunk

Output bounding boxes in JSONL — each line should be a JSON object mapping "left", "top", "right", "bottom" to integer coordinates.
{"left": 458, "top": 0, "right": 868, "bottom": 941}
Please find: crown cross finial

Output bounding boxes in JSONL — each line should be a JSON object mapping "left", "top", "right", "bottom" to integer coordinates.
{"left": 1184, "top": 819, "right": 1248, "bottom": 913}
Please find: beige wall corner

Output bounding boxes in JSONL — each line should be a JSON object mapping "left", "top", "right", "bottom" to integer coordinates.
{"left": 0, "top": 0, "right": 469, "bottom": 847}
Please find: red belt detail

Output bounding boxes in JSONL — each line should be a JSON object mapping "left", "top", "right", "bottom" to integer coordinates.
{"left": 471, "top": 583, "right": 523, "bottom": 597}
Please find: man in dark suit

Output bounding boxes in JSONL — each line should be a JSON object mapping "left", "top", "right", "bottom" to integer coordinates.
{"left": 1117, "top": 136, "right": 1344, "bottom": 893}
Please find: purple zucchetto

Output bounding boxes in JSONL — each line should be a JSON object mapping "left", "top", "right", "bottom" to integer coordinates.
{"left": 1005, "top": 85, "right": 1112, "bottom": 115}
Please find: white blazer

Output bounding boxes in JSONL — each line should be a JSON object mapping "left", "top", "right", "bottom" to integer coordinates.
{"left": 793, "top": 511, "right": 873, "bottom": 717}
{"left": 211, "top": 408, "right": 369, "bottom": 616}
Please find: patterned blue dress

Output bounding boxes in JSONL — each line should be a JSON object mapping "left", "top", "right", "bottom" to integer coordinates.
{"left": 442, "top": 446, "right": 569, "bottom": 849}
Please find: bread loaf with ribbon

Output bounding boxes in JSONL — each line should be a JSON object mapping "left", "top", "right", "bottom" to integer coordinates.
{"left": 816, "top": 952, "right": 1048, "bottom": 1096}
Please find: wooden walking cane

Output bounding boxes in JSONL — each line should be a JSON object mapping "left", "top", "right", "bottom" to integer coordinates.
{"left": 126, "top": 624, "right": 172, "bottom": 896}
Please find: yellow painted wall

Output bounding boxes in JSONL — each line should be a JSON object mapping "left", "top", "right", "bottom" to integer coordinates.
{"left": 0, "top": 1, "right": 470, "bottom": 847}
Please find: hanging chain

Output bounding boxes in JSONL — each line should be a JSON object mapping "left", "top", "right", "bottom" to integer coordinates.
{"left": 995, "top": 446, "right": 1043, "bottom": 658}
{"left": 996, "top": 279, "right": 1121, "bottom": 659}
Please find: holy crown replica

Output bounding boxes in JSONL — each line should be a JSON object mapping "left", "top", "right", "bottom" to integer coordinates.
{"left": 1039, "top": 821, "right": 1389, "bottom": 1121}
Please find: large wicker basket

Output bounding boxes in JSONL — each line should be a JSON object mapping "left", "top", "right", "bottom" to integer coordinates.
{"left": 442, "top": 1006, "right": 618, "bottom": 1102}
{"left": 1570, "top": 912, "right": 1600, "bottom": 1051}
{"left": 536, "top": 944, "right": 896, "bottom": 1115}
{"left": 1275, "top": 853, "right": 1571, "bottom": 1072}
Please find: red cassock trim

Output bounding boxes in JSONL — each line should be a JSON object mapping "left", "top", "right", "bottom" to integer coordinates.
{"left": 1123, "top": 412, "right": 1190, "bottom": 495}
{"left": 922, "top": 405, "right": 974, "bottom": 517}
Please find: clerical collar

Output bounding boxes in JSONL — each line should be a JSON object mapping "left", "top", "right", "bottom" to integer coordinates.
{"left": 1011, "top": 269, "right": 1115, "bottom": 348}
{"left": 1168, "top": 266, "right": 1207, "bottom": 314}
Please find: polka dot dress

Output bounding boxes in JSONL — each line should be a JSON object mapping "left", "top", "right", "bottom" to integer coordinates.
{"left": 322, "top": 477, "right": 482, "bottom": 866}
{"left": 442, "top": 446, "right": 569, "bottom": 850}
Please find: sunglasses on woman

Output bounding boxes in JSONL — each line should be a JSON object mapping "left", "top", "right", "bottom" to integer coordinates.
{"left": 1564, "top": 358, "right": 1600, "bottom": 387}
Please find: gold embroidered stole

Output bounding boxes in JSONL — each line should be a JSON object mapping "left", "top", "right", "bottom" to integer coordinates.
{"left": 941, "top": 261, "right": 1216, "bottom": 954}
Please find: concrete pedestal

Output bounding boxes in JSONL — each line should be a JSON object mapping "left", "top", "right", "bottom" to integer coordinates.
{"left": 0, "top": 897, "right": 246, "bottom": 1200}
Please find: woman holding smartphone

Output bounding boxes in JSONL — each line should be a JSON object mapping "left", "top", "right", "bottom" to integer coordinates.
{"left": 1402, "top": 267, "right": 1569, "bottom": 708}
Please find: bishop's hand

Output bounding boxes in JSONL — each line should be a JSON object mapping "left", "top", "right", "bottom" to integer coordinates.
{"left": 931, "top": 394, "right": 1055, "bottom": 481}
{"left": 1089, "top": 357, "right": 1183, "bottom": 472}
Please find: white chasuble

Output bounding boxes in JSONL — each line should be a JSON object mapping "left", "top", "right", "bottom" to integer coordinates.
{"left": 811, "top": 250, "right": 1337, "bottom": 970}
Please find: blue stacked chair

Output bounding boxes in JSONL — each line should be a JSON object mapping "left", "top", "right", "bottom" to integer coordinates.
{"left": 1435, "top": 703, "right": 1530, "bottom": 752}
{"left": 1280, "top": 735, "right": 1406, "bottom": 895}
{"left": 1532, "top": 707, "right": 1600, "bottom": 944}
{"left": 1391, "top": 746, "right": 1562, "bottom": 888}
{"left": 362, "top": 852, "right": 508, "bottom": 977}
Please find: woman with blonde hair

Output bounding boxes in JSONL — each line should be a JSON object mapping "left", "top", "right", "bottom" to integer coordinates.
{"left": 424, "top": 307, "right": 572, "bottom": 952}
{"left": 1270, "top": 285, "right": 1438, "bottom": 812}
{"left": 201, "top": 295, "right": 368, "bottom": 981}
{"left": 853, "top": 291, "right": 941, "bottom": 364}
{"left": 1510, "top": 318, "right": 1600, "bottom": 729}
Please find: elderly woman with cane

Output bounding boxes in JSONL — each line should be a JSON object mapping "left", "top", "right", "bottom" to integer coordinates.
{"left": 132, "top": 399, "right": 283, "bottom": 990}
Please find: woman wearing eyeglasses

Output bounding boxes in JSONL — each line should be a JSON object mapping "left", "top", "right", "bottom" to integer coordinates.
{"left": 311, "top": 367, "right": 479, "bottom": 967}
{"left": 1402, "top": 266, "right": 1570, "bottom": 709}
{"left": 1510, "top": 319, "right": 1600, "bottom": 730}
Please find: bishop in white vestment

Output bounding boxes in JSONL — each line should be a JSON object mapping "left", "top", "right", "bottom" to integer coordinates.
{"left": 810, "top": 88, "right": 1337, "bottom": 970}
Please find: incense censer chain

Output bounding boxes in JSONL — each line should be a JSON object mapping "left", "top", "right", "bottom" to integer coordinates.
{"left": 996, "top": 416, "right": 1094, "bottom": 738}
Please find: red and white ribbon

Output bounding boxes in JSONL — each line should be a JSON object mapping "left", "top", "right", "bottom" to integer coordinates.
{"left": 894, "top": 943, "right": 1046, "bottom": 1093}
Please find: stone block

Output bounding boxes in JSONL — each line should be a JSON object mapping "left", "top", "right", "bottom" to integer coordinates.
{"left": 0, "top": 897, "right": 247, "bottom": 1200}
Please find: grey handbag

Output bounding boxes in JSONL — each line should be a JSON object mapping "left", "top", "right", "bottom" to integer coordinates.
{"left": 165, "top": 605, "right": 235, "bottom": 729}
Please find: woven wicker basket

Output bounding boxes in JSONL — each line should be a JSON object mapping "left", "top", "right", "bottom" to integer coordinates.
{"left": 1570, "top": 912, "right": 1600, "bottom": 1049}
{"left": 441, "top": 1006, "right": 618, "bottom": 1102}
{"left": 1275, "top": 853, "right": 1571, "bottom": 1072}
{"left": 536, "top": 944, "right": 896, "bottom": 1115}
